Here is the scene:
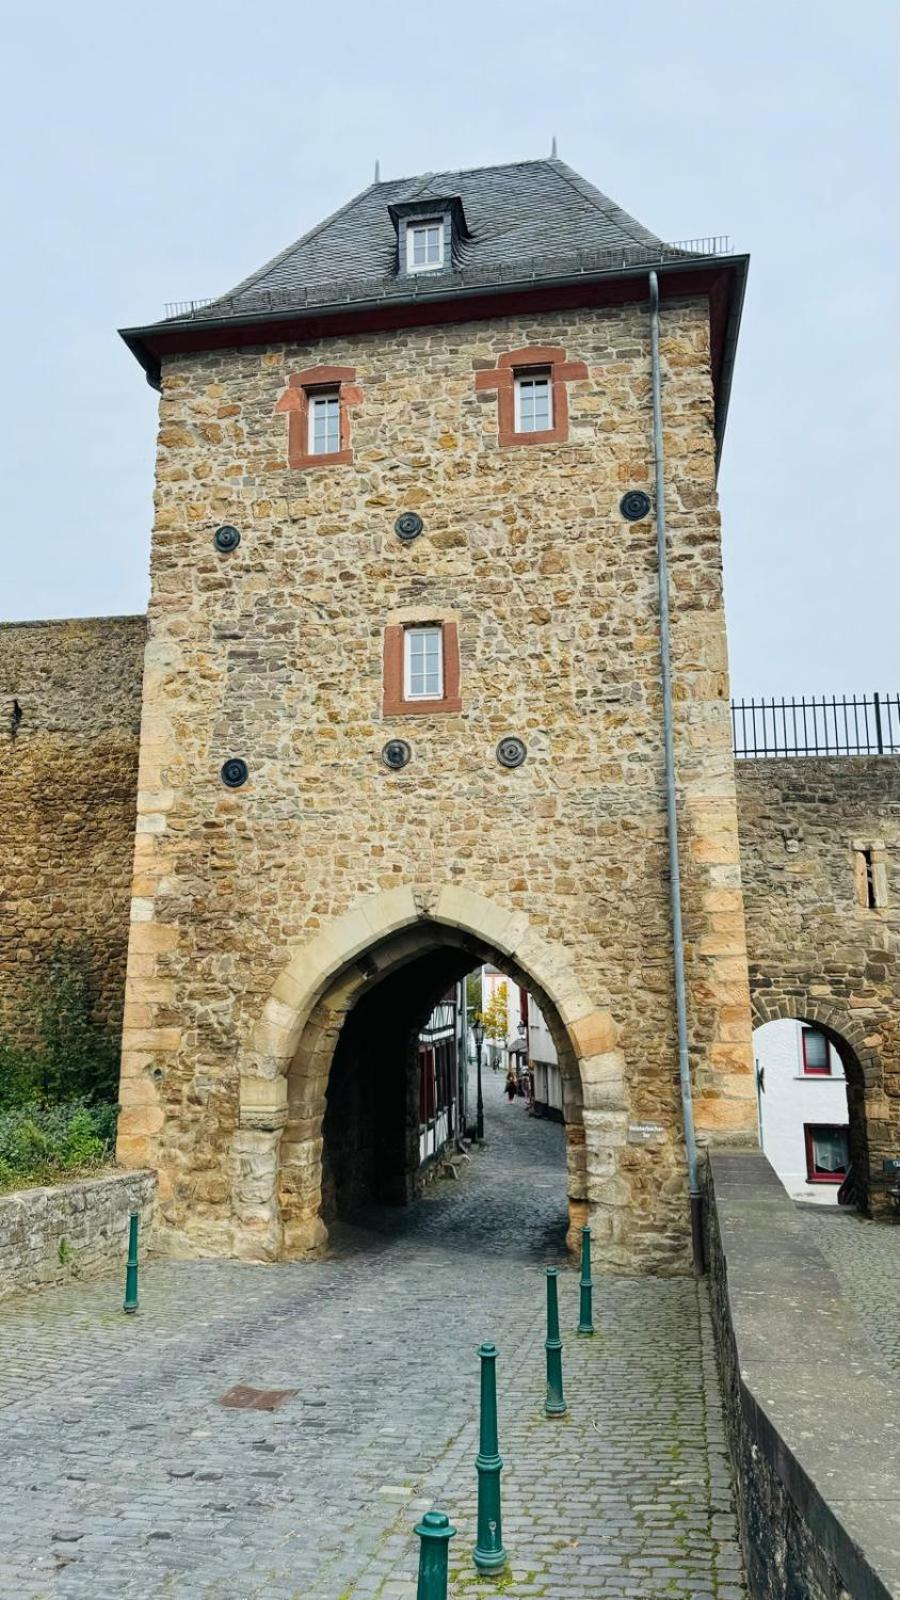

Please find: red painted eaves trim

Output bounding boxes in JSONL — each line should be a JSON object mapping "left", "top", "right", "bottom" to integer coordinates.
{"left": 130, "top": 267, "right": 733, "bottom": 364}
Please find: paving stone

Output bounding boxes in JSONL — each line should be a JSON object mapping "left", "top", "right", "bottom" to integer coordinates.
{"left": 0, "top": 1079, "right": 746, "bottom": 1597}
{"left": 800, "top": 1204, "right": 900, "bottom": 1373}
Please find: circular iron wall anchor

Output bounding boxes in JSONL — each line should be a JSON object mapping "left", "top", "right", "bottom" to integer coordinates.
{"left": 381, "top": 739, "right": 412, "bottom": 771}
{"left": 619, "top": 490, "right": 652, "bottom": 522}
{"left": 394, "top": 511, "right": 424, "bottom": 542}
{"left": 220, "top": 758, "right": 249, "bottom": 788}
{"left": 214, "top": 524, "right": 241, "bottom": 552}
{"left": 496, "top": 737, "right": 527, "bottom": 770}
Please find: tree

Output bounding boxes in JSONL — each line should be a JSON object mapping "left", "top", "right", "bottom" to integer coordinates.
{"left": 479, "top": 981, "right": 509, "bottom": 1046}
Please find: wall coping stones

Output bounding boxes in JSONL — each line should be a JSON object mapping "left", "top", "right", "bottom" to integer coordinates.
{"left": 705, "top": 1150, "right": 900, "bottom": 1600}
{"left": 0, "top": 1168, "right": 156, "bottom": 1302}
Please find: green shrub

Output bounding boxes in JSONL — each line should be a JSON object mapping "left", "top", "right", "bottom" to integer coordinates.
{"left": 0, "top": 947, "right": 120, "bottom": 1112}
{"left": 0, "top": 1099, "right": 117, "bottom": 1192}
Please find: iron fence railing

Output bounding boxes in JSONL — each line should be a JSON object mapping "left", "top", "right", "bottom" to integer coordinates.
{"left": 732, "top": 693, "right": 900, "bottom": 758}
{"left": 164, "top": 298, "right": 215, "bottom": 319}
{"left": 160, "top": 235, "right": 737, "bottom": 323}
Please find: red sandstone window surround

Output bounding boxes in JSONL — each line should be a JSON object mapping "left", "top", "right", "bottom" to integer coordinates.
{"left": 274, "top": 365, "right": 362, "bottom": 469}
{"left": 383, "top": 621, "right": 462, "bottom": 717}
{"left": 474, "top": 346, "right": 588, "bottom": 448}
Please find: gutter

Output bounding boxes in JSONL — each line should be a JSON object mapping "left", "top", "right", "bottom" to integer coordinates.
{"left": 648, "top": 269, "right": 704, "bottom": 1275}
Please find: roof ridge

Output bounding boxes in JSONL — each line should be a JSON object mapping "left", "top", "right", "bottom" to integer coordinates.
{"left": 209, "top": 181, "right": 380, "bottom": 305}
{"left": 371, "top": 154, "right": 556, "bottom": 190}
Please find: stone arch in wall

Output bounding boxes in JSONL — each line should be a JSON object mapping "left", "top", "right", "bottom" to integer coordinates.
{"left": 232, "top": 886, "right": 626, "bottom": 1261}
{"left": 750, "top": 990, "right": 884, "bottom": 1212}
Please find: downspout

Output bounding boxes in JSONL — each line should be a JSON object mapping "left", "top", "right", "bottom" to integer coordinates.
{"left": 648, "top": 270, "right": 705, "bottom": 1275}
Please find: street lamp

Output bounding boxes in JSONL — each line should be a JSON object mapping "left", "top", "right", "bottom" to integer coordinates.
{"left": 472, "top": 1017, "right": 485, "bottom": 1143}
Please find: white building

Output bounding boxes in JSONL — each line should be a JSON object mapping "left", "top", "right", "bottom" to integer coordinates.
{"left": 754, "top": 1018, "right": 849, "bottom": 1204}
{"left": 477, "top": 966, "right": 563, "bottom": 1118}
{"left": 527, "top": 993, "right": 562, "bottom": 1118}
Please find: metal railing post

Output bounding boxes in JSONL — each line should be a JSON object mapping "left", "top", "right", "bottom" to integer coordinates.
{"left": 874, "top": 692, "right": 884, "bottom": 755}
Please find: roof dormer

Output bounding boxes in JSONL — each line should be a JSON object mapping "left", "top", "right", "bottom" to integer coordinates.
{"left": 388, "top": 194, "right": 469, "bottom": 279}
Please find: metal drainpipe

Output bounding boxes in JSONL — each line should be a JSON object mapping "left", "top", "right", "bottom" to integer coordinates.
{"left": 648, "top": 270, "right": 705, "bottom": 1275}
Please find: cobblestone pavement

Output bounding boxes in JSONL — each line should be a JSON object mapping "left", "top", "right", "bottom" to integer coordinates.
{"left": 800, "top": 1204, "right": 900, "bottom": 1374}
{"left": 0, "top": 1078, "right": 746, "bottom": 1599}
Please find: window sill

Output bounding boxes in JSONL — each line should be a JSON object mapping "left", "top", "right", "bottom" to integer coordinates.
{"left": 499, "top": 427, "right": 569, "bottom": 449}
{"left": 383, "top": 696, "right": 463, "bottom": 718}
{"left": 290, "top": 449, "right": 353, "bottom": 470}
{"left": 806, "top": 1174, "right": 845, "bottom": 1185}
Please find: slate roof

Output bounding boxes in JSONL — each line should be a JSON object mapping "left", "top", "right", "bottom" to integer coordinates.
{"left": 121, "top": 156, "right": 747, "bottom": 463}
{"left": 153, "top": 158, "right": 706, "bottom": 330}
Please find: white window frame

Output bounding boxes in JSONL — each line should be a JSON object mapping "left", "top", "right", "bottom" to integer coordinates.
{"left": 514, "top": 369, "right": 553, "bottom": 434}
{"left": 404, "top": 626, "right": 443, "bottom": 700}
{"left": 405, "top": 218, "right": 445, "bottom": 274}
{"left": 307, "top": 388, "right": 341, "bottom": 456}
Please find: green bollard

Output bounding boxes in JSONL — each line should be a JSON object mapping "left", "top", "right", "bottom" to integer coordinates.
{"left": 123, "top": 1211, "right": 139, "bottom": 1314}
{"left": 473, "top": 1342, "right": 507, "bottom": 1573}
{"left": 577, "top": 1224, "right": 595, "bottom": 1336}
{"left": 544, "top": 1268, "right": 567, "bottom": 1415}
{"left": 415, "top": 1509, "right": 456, "bottom": 1600}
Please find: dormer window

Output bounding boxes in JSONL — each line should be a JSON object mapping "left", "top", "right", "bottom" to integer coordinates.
{"left": 406, "top": 219, "right": 445, "bottom": 273}
{"left": 389, "top": 195, "right": 466, "bottom": 280}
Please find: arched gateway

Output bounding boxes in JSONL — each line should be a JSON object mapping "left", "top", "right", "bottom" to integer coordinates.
{"left": 235, "top": 887, "right": 621, "bottom": 1259}
{"left": 114, "top": 156, "right": 761, "bottom": 1271}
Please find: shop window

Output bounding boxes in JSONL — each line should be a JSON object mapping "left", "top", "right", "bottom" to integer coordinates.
{"left": 804, "top": 1123, "right": 849, "bottom": 1183}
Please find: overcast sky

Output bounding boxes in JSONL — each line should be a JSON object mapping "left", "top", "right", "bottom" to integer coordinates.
{"left": 1, "top": 0, "right": 896, "bottom": 696}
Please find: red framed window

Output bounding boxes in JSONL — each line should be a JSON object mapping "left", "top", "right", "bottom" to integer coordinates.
{"left": 474, "top": 345, "right": 588, "bottom": 448}
{"left": 274, "top": 365, "right": 362, "bottom": 470}
{"left": 801, "top": 1027, "right": 831, "bottom": 1075}
{"left": 804, "top": 1124, "right": 849, "bottom": 1183}
{"left": 382, "top": 621, "right": 462, "bottom": 717}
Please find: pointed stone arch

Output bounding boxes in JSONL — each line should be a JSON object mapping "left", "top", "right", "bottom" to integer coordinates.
{"left": 231, "top": 885, "right": 627, "bottom": 1260}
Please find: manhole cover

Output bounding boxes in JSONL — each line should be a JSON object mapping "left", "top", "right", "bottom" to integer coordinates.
{"left": 218, "top": 1385, "right": 297, "bottom": 1412}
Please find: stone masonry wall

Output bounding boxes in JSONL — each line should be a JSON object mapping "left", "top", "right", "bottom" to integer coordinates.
{"left": 116, "top": 297, "right": 758, "bottom": 1268}
{"left": 704, "top": 1151, "right": 897, "bottom": 1600}
{"left": 736, "top": 757, "right": 900, "bottom": 1208}
{"left": 0, "top": 617, "right": 146, "bottom": 1043}
{"left": 0, "top": 1168, "right": 156, "bottom": 1302}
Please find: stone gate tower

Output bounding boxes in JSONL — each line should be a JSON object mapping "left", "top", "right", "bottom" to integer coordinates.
{"left": 118, "top": 158, "right": 757, "bottom": 1270}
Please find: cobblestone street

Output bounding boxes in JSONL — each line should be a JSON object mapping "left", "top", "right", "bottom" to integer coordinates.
{"left": 801, "top": 1204, "right": 900, "bottom": 1375}
{"left": 0, "top": 1079, "right": 746, "bottom": 1599}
